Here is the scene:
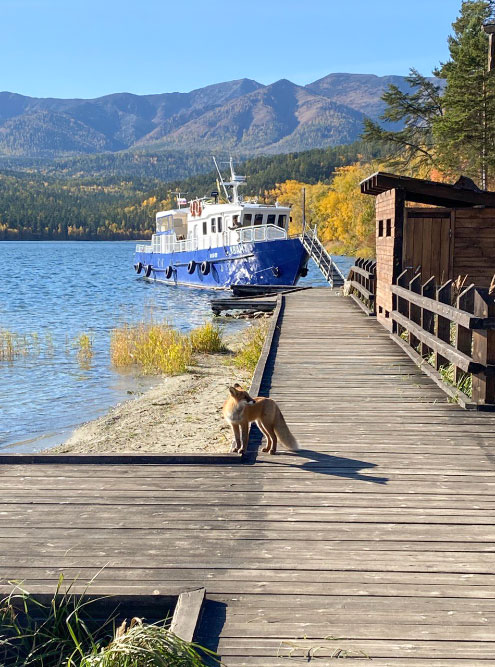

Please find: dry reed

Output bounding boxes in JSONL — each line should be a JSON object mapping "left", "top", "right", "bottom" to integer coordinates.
{"left": 189, "top": 322, "right": 225, "bottom": 354}
{"left": 110, "top": 321, "right": 193, "bottom": 375}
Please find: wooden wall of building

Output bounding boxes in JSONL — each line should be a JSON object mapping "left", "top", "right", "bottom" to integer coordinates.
{"left": 375, "top": 189, "right": 404, "bottom": 331}
{"left": 453, "top": 208, "right": 495, "bottom": 287}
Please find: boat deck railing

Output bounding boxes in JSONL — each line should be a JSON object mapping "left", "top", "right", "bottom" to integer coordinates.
{"left": 136, "top": 224, "right": 288, "bottom": 255}
{"left": 238, "top": 224, "right": 287, "bottom": 243}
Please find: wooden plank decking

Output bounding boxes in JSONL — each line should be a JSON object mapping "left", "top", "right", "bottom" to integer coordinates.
{"left": 2, "top": 288, "right": 495, "bottom": 664}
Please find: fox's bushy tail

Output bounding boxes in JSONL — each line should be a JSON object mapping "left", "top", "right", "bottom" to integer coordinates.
{"left": 274, "top": 411, "right": 299, "bottom": 451}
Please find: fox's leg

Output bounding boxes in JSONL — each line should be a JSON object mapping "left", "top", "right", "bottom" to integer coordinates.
{"left": 240, "top": 422, "right": 249, "bottom": 454}
{"left": 257, "top": 420, "right": 272, "bottom": 453}
{"left": 231, "top": 424, "right": 241, "bottom": 452}
{"left": 265, "top": 423, "right": 278, "bottom": 454}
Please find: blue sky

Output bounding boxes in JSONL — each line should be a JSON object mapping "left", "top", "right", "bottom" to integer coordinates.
{"left": 2, "top": 0, "right": 460, "bottom": 98}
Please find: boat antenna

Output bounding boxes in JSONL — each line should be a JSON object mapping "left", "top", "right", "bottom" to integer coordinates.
{"left": 212, "top": 157, "right": 230, "bottom": 202}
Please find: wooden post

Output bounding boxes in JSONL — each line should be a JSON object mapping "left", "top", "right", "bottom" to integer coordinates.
{"left": 483, "top": 23, "right": 495, "bottom": 72}
{"left": 421, "top": 277, "right": 436, "bottom": 358}
{"left": 302, "top": 187, "right": 306, "bottom": 236}
{"left": 394, "top": 268, "right": 413, "bottom": 335}
{"left": 436, "top": 280, "right": 452, "bottom": 370}
{"left": 408, "top": 274, "right": 422, "bottom": 351}
{"left": 472, "top": 288, "right": 495, "bottom": 405}
{"left": 456, "top": 285, "right": 475, "bottom": 386}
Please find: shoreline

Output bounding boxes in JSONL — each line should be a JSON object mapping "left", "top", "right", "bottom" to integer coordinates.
{"left": 45, "top": 344, "right": 251, "bottom": 455}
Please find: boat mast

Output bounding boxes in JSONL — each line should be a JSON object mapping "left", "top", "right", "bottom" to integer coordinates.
{"left": 212, "top": 157, "right": 230, "bottom": 202}
{"left": 212, "top": 156, "right": 246, "bottom": 205}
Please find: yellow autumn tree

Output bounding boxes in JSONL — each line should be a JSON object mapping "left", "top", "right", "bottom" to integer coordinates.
{"left": 316, "top": 163, "right": 377, "bottom": 258}
{"left": 266, "top": 180, "right": 331, "bottom": 235}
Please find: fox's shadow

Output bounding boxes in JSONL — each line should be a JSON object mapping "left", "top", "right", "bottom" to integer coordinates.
{"left": 247, "top": 426, "right": 388, "bottom": 484}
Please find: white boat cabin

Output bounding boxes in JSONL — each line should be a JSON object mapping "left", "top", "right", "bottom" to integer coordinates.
{"left": 137, "top": 202, "right": 291, "bottom": 255}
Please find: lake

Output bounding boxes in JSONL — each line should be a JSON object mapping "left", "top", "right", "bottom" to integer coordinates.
{"left": 0, "top": 241, "right": 353, "bottom": 452}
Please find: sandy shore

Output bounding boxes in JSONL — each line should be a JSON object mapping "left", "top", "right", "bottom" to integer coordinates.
{"left": 48, "top": 345, "right": 251, "bottom": 455}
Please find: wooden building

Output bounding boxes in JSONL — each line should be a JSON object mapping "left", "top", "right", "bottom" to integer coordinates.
{"left": 361, "top": 172, "right": 495, "bottom": 330}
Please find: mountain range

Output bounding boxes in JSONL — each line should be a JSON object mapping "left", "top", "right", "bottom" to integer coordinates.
{"left": 0, "top": 73, "right": 418, "bottom": 158}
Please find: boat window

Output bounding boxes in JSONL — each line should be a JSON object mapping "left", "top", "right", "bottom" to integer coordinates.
{"left": 254, "top": 213, "right": 263, "bottom": 226}
{"left": 203, "top": 221, "right": 207, "bottom": 235}
{"left": 243, "top": 213, "right": 252, "bottom": 226}
{"left": 218, "top": 217, "right": 223, "bottom": 233}
{"left": 267, "top": 214, "right": 276, "bottom": 225}
{"left": 277, "top": 214, "right": 286, "bottom": 228}
{"left": 211, "top": 217, "right": 216, "bottom": 233}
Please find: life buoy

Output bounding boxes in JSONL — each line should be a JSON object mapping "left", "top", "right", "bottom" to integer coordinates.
{"left": 272, "top": 266, "right": 280, "bottom": 278}
{"left": 190, "top": 200, "right": 202, "bottom": 217}
{"left": 187, "top": 260, "right": 196, "bottom": 274}
{"left": 145, "top": 264, "right": 152, "bottom": 278}
{"left": 200, "top": 261, "right": 210, "bottom": 276}
{"left": 135, "top": 262, "right": 143, "bottom": 274}
{"left": 165, "top": 265, "right": 173, "bottom": 279}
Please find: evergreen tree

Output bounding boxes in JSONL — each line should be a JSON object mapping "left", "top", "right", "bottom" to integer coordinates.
{"left": 363, "top": 1, "right": 495, "bottom": 187}
{"left": 362, "top": 69, "right": 443, "bottom": 173}
{"left": 434, "top": 0, "right": 495, "bottom": 187}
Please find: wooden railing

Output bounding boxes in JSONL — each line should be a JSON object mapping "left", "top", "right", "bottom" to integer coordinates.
{"left": 390, "top": 270, "right": 495, "bottom": 409}
{"left": 347, "top": 258, "right": 376, "bottom": 316}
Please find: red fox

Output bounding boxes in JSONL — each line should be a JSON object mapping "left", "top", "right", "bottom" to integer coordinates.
{"left": 222, "top": 384, "right": 299, "bottom": 455}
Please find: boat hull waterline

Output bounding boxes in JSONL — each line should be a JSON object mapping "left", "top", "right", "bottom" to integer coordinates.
{"left": 134, "top": 238, "right": 308, "bottom": 289}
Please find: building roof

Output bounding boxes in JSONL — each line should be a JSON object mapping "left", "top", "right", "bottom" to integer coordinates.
{"left": 360, "top": 172, "right": 495, "bottom": 208}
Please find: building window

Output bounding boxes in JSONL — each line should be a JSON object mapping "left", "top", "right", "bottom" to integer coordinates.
{"left": 203, "top": 221, "right": 207, "bottom": 235}
{"left": 386, "top": 219, "right": 392, "bottom": 236}
{"left": 378, "top": 220, "right": 384, "bottom": 237}
{"left": 243, "top": 213, "right": 252, "bottom": 225}
{"left": 277, "top": 214, "right": 286, "bottom": 228}
{"left": 218, "top": 217, "right": 223, "bottom": 233}
{"left": 267, "top": 214, "right": 276, "bottom": 225}
{"left": 254, "top": 213, "right": 263, "bottom": 226}
{"left": 211, "top": 217, "right": 216, "bottom": 233}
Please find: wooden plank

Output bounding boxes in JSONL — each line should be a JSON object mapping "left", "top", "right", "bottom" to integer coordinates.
{"left": 391, "top": 310, "right": 484, "bottom": 374}
{"left": 391, "top": 284, "right": 484, "bottom": 328}
{"left": 170, "top": 587, "right": 205, "bottom": 642}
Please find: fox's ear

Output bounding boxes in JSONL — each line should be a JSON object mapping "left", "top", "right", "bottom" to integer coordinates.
{"left": 228, "top": 386, "right": 237, "bottom": 397}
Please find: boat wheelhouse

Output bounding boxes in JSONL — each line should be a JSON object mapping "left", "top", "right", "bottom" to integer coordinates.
{"left": 134, "top": 159, "right": 308, "bottom": 290}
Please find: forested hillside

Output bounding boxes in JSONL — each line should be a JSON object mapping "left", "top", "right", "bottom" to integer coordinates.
{"left": 0, "top": 141, "right": 383, "bottom": 240}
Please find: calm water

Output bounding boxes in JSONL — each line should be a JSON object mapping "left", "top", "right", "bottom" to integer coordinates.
{"left": 0, "top": 241, "right": 352, "bottom": 452}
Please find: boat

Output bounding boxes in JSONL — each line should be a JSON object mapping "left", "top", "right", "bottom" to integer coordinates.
{"left": 133, "top": 158, "right": 309, "bottom": 290}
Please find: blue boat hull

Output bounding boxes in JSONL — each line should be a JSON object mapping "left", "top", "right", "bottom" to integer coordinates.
{"left": 134, "top": 238, "right": 308, "bottom": 289}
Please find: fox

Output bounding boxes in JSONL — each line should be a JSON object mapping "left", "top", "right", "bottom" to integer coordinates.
{"left": 222, "top": 383, "right": 299, "bottom": 455}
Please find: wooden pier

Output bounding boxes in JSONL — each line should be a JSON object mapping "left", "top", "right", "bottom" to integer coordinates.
{"left": 2, "top": 288, "right": 495, "bottom": 664}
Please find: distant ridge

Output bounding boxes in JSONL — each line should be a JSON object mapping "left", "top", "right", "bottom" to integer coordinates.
{"left": 0, "top": 73, "right": 426, "bottom": 158}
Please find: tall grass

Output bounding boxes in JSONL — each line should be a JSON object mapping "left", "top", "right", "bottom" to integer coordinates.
{"left": 76, "top": 333, "right": 94, "bottom": 368}
{"left": 0, "top": 576, "right": 218, "bottom": 667}
{"left": 0, "top": 330, "right": 37, "bottom": 361}
{"left": 232, "top": 319, "right": 269, "bottom": 374}
{"left": 80, "top": 617, "right": 215, "bottom": 666}
{"left": 110, "top": 321, "right": 193, "bottom": 375}
{"left": 189, "top": 322, "right": 225, "bottom": 354}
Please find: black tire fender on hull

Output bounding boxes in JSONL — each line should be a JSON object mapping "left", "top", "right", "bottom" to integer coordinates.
{"left": 200, "top": 261, "right": 210, "bottom": 276}
{"left": 135, "top": 262, "right": 143, "bottom": 274}
{"left": 187, "top": 260, "right": 196, "bottom": 275}
{"left": 145, "top": 264, "right": 152, "bottom": 278}
{"left": 165, "top": 265, "right": 173, "bottom": 279}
